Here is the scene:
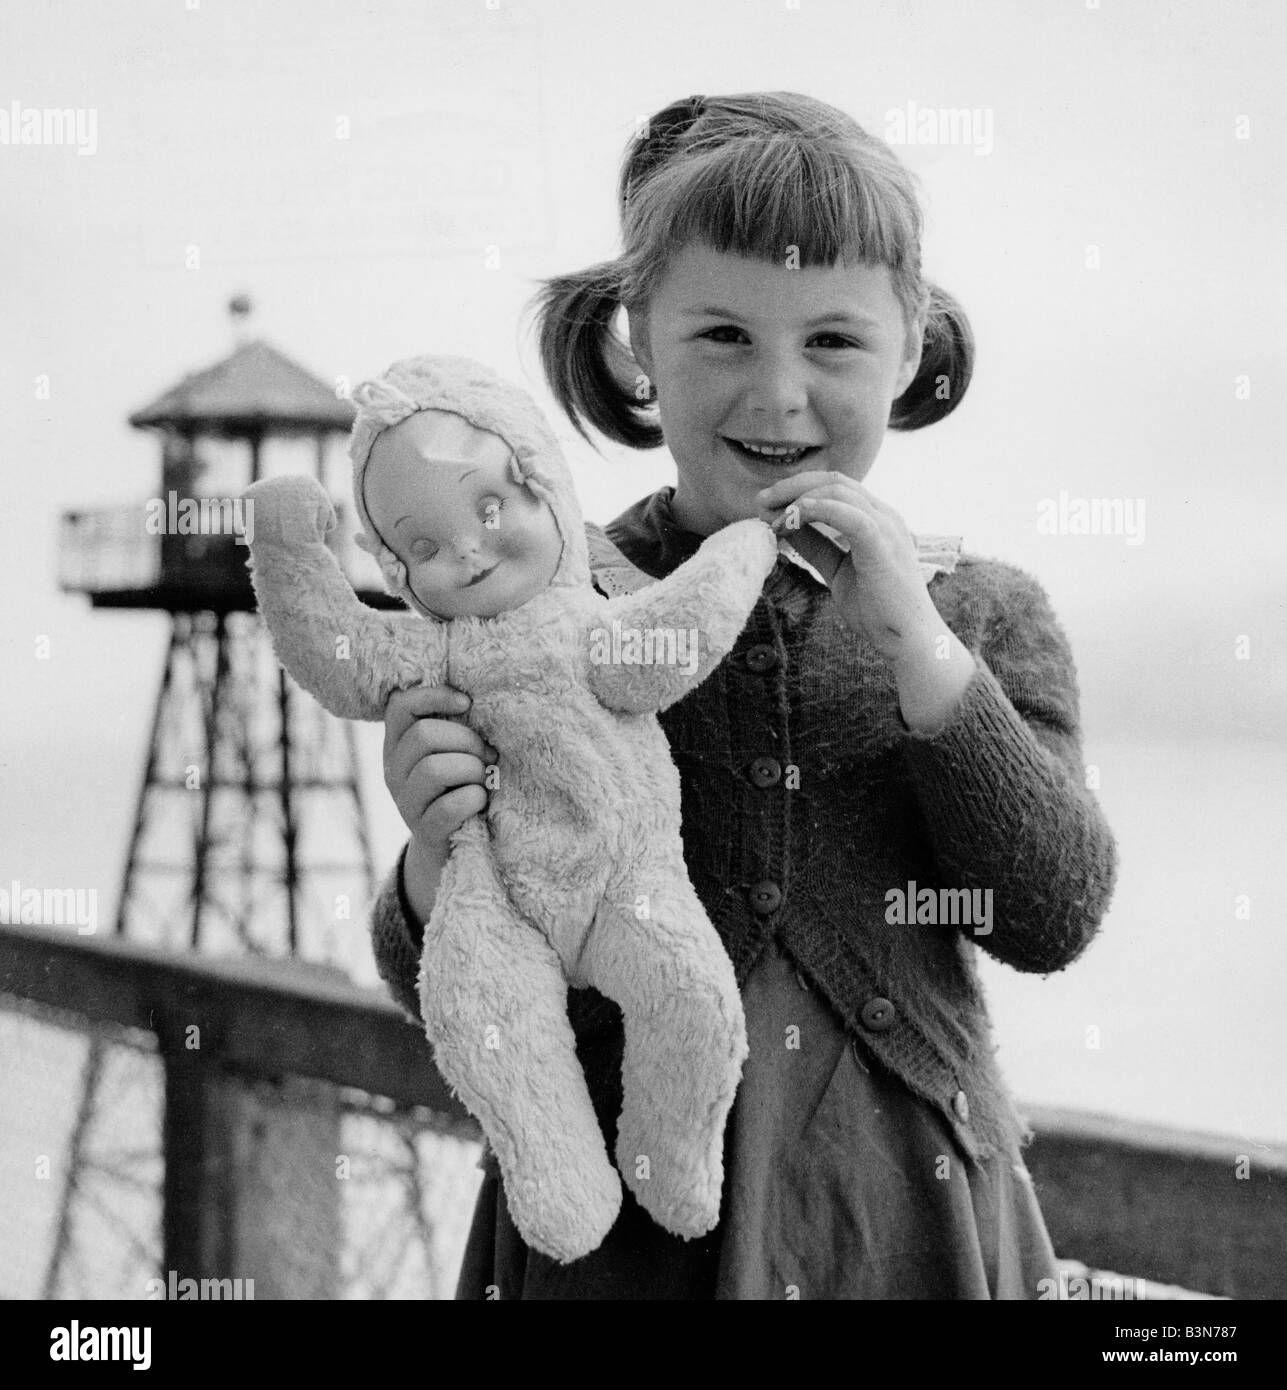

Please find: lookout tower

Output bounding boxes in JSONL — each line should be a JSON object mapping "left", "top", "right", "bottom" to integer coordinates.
{"left": 57, "top": 298, "right": 399, "bottom": 962}
{"left": 43, "top": 302, "right": 455, "bottom": 1305}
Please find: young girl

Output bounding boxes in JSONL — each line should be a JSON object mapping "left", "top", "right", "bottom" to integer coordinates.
{"left": 369, "top": 90, "right": 1118, "bottom": 1300}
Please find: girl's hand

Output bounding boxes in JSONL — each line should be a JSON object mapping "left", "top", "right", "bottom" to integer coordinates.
{"left": 756, "top": 471, "right": 939, "bottom": 661}
{"left": 756, "top": 472, "right": 977, "bottom": 733}
{"left": 382, "top": 685, "right": 497, "bottom": 922}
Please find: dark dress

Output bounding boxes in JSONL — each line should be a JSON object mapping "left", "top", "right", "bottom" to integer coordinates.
{"left": 454, "top": 939, "right": 1058, "bottom": 1299}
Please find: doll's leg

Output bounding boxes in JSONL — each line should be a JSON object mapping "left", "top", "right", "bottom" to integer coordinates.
{"left": 577, "top": 870, "right": 748, "bottom": 1240}
{"left": 419, "top": 818, "right": 622, "bottom": 1264}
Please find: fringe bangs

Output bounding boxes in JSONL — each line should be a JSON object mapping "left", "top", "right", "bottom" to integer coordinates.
{"left": 622, "top": 131, "right": 924, "bottom": 307}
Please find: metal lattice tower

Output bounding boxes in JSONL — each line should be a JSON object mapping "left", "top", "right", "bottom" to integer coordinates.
{"left": 46, "top": 299, "right": 410, "bottom": 1297}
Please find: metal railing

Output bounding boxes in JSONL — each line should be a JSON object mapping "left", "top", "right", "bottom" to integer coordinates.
{"left": 0, "top": 922, "right": 482, "bottom": 1299}
{"left": 2, "top": 921, "right": 1284, "bottom": 1299}
{"left": 56, "top": 498, "right": 390, "bottom": 609}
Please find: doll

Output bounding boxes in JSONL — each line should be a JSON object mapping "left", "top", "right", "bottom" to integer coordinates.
{"left": 243, "top": 355, "right": 780, "bottom": 1263}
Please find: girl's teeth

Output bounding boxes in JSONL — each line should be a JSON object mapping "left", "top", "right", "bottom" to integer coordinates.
{"left": 730, "top": 439, "right": 809, "bottom": 461}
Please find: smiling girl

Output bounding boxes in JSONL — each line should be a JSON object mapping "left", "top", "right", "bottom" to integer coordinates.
{"left": 369, "top": 90, "right": 1118, "bottom": 1299}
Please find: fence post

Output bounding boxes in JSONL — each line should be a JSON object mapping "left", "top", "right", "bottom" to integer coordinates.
{"left": 163, "top": 1050, "right": 342, "bottom": 1298}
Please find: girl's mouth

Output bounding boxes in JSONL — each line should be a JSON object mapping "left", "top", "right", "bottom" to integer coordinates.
{"left": 721, "top": 436, "right": 822, "bottom": 468}
{"left": 464, "top": 563, "right": 498, "bottom": 587}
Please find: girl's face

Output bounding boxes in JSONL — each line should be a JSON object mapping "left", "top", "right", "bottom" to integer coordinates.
{"left": 363, "top": 409, "right": 563, "bottom": 618}
{"left": 628, "top": 243, "right": 923, "bottom": 535}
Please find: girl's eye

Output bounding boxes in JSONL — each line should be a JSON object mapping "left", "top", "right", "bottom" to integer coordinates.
{"left": 409, "top": 539, "right": 439, "bottom": 562}
{"left": 699, "top": 325, "right": 749, "bottom": 344}
{"left": 698, "top": 326, "right": 861, "bottom": 349}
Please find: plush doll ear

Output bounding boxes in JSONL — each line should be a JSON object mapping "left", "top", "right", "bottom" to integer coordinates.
{"left": 378, "top": 549, "right": 409, "bottom": 593}
{"left": 356, "top": 528, "right": 408, "bottom": 594}
{"left": 353, "top": 377, "right": 419, "bottom": 417}
{"left": 510, "top": 442, "right": 541, "bottom": 485}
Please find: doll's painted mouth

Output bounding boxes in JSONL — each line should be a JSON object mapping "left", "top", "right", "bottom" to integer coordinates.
{"left": 464, "top": 563, "right": 498, "bottom": 587}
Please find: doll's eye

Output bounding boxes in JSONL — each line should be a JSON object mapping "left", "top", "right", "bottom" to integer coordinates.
{"left": 481, "top": 496, "right": 506, "bottom": 529}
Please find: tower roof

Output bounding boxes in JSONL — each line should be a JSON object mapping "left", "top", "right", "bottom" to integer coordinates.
{"left": 129, "top": 339, "right": 356, "bottom": 437}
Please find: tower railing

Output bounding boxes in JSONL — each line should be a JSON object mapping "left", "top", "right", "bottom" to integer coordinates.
{"left": 57, "top": 505, "right": 163, "bottom": 596}
{"left": 57, "top": 498, "right": 391, "bottom": 610}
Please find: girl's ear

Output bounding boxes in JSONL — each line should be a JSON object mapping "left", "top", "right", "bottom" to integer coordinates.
{"left": 627, "top": 310, "right": 655, "bottom": 384}
{"left": 893, "top": 315, "right": 925, "bottom": 400}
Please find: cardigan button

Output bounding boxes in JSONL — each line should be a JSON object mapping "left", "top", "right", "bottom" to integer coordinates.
{"left": 748, "top": 756, "right": 782, "bottom": 788}
{"left": 860, "top": 997, "right": 896, "bottom": 1031}
{"left": 744, "top": 643, "right": 779, "bottom": 674}
{"left": 953, "top": 1089, "right": 970, "bottom": 1124}
{"left": 748, "top": 881, "right": 782, "bottom": 915}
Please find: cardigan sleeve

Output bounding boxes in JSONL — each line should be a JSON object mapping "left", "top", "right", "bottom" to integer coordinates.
{"left": 369, "top": 843, "right": 426, "bottom": 1024}
{"left": 901, "top": 561, "right": 1119, "bottom": 974}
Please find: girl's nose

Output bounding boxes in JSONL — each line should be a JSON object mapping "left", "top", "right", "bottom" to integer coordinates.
{"left": 745, "top": 353, "right": 809, "bottom": 418}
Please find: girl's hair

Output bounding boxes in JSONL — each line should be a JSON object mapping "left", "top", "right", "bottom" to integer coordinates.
{"left": 532, "top": 91, "right": 974, "bottom": 448}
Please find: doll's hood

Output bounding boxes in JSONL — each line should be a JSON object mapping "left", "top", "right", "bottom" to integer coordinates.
{"left": 348, "top": 354, "right": 590, "bottom": 619}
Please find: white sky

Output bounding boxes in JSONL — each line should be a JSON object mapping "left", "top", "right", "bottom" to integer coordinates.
{"left": 1, "top": 0, "right": 1285, "bottom": 1140}
{"left": 3, "top": 0, "right": 1284, "bottom": 747}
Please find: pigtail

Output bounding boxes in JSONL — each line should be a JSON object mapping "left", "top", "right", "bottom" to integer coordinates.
{"left": 618, "top": 94, "right": 708, "bottom": 209}
{"left": 889, "top": 283, "right": 974, "bottom": 431}
{"left": 532, "top": 262, "right": 663, "bottom": 450}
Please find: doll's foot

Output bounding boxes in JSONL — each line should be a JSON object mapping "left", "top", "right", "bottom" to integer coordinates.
{"left": 614, "top": 1113, "right": 723, "bottom": 1241}
{"left": 499, "top": 1134, "right": 624, "bottom": 1263}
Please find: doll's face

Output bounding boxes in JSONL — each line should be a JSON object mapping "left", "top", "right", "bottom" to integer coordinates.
{"left": 362, "top": 409, "right": 563, "bottom": 618}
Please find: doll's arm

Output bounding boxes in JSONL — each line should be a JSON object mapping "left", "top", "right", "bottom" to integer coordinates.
{"left": 243, "top": 475, "right": 445, "bottom": 721}
{"left": 586, "top": 518, "right": 777, "bottom": 715}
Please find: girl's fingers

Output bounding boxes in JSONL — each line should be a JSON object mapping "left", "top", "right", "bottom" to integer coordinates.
{"left": 773, "top": 481, "right": 877, "bottom": 513}
{"left": 756, "top": 470, "right": 870, "bottom": 511}
{"left": 401, "top": 751, "right": 491, "bottom": 818}
{"left": 759, "top": 475, "right": 905, "bottom": 535}
{"left": 776, "top": 522, "right": 850, "bottom": 582}
{"left": 389, "top": 720, "right": 494, "bottom": 790}
{"left": 405, "top": 715, "right": 493, "bottom": 763}
{"left": 419, "top": 783, "right": 489, "bottom": 840}
{"left": 755, "top": 469, "right": 843, "bottom": 503}
{"left": 779, "top": 496, "right": 880, "bottom": 548}
{"left": 384, "top": 683, "right": 469, "bottom": 753}
{"left": 383, "top": 691, "right": 496, "bottom": 792}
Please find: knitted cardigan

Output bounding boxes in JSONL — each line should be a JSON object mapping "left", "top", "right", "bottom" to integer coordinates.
{"left": 369, "top": 487, "right": 1119, "bottom": 1162}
